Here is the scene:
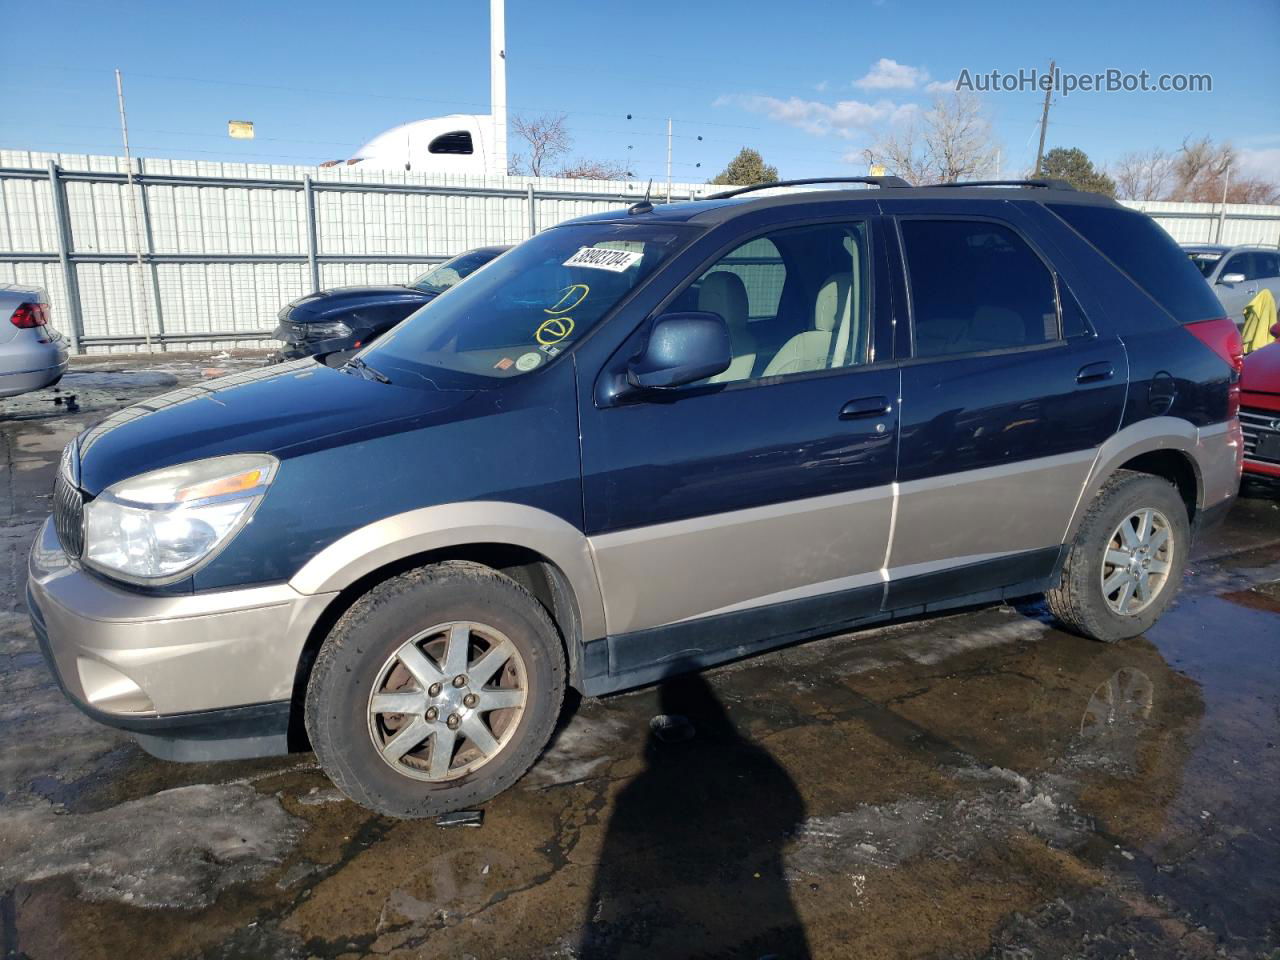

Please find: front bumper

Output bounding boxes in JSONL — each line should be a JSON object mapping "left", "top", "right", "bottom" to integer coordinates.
{"left": 26, "top": 517, "right": 337, "bottom": 760}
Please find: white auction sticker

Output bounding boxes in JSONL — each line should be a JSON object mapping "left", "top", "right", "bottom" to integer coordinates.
{"left": 515, "top": 351, "right": 543, "bottom": 371}
{"left": 563, "top": 246, "right": 644, "bottom": 273}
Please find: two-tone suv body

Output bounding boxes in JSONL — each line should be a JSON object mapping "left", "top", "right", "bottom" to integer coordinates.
{"left": 28, "top": 178, "right": 1243, "bottom": 817}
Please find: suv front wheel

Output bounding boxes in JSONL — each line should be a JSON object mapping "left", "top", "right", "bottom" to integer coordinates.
{"left": 1047, "top": 470, "right": 1190, "bottom": 643}
{"left": 305, "top": 561, "right": 566, "bottom": 818}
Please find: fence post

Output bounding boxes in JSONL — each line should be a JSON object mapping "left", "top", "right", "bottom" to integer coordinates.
{"left": 136, "top": 158, "right": 165, "bottom": 343}
{"left": 46, "top": 161, "right": 83, "bottom": 354}
{"left": 527, "top": 183, "right": 537, "bottom": 238}
{"left": 303, "top": 174, "right": 320, "bottom": 293}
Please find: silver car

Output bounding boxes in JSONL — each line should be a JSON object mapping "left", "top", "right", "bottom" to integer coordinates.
{"left": 1184, "top": 244, "right": 1280, "bottom": 325}
{"left": 0, "top": 286, "right": 69, "bottom": 399}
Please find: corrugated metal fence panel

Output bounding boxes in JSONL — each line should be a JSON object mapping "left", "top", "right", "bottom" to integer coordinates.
{"left": 1120, "top": 200, "right": 1280, "bottom": 247}
{"left": 3, "top": 149, "right": 1278, "bottom": 352}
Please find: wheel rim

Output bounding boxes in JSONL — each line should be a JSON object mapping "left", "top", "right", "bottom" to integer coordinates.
{"left": 1100, "top": 507, "right": 1174, "bottom": 617}
{"left": 367, "top": 621, "right": 527, "bottom": 782}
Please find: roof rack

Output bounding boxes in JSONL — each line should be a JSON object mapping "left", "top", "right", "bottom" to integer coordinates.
{"left": 930, "top": 178, "right": 1076, "bottom": 191}
{"left": 706, "top": 176, "right": 911, "bottom": 200}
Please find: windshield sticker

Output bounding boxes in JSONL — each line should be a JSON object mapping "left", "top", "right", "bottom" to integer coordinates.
{"left": 536, "top": 316, "right": 574, "bottom": 346}
{"left": 563, "top": 247, "right": 644, "bottom": 273}
{"left": 540, "top": 343, "right": 561, "bottom": 357}
{"left": 493, "top": 357, "right": 515, "bottom": 371}
{"left": 546, "top": 283, "right": 590, "bottom": 315}
{"left": 516, "top": 352, "right": 543, "bottom": 372}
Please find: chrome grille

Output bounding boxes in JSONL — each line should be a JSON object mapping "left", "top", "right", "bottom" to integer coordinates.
{"left": 1240, "top": 408, "right": 1280, "bottom": 464}
{"left": 53, "top": 474, "right": 85, "bottom": 558}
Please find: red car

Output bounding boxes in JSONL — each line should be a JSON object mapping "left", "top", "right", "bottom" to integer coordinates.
{"left": 1241, "top": 322, "right": 1280, "bottom": 478}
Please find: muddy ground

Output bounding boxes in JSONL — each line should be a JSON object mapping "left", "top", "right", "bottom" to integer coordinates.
{"left": 2, "top": 354, "right": 1278, "bottom": 960}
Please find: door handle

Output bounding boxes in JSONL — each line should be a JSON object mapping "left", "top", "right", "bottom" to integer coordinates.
{"left": 1076, "top": 361, "right": 1114, "bottom": 385}
{"left": 839, "top": 396, "right": 892, "bottom": 420}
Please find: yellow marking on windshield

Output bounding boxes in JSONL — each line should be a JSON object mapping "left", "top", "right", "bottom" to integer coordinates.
{"left": 545, "top": 284, "right": 590, "bottom": 316}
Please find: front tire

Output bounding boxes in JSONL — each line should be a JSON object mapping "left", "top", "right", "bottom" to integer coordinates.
{"left": 305, "top": 561, "right": 566, "bottom": 818}
{"left": 1047, "top": 470, "right": 1190, "bottom": 643}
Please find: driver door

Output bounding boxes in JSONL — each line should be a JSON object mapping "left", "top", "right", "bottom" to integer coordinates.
{"left": 576, "top": 213, "right": 900, "bottom": 685}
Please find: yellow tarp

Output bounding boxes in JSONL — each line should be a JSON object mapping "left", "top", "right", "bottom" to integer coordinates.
{"left": 1242, "top": 288, "right": 1277, "bottom": 355}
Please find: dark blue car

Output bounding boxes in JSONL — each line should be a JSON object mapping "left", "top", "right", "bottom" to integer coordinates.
{"left": 270, "top": 245, "right": 510, "bottom": 365}
{"left": 29, "top": 178, "right": 1243, "bottom": 817}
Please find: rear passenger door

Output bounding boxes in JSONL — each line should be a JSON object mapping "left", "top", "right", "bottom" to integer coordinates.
{"left": 885, "top": 214, "right": 1127, "bottom": 608}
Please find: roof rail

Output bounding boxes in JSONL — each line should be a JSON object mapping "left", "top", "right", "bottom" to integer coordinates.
{"left": 930, "top": 178, "right": 1076, "bottom": 191}
{"left": 706, "top": 176, "right": 912, "bottom": 200}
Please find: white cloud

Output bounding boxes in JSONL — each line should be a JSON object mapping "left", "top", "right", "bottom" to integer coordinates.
{"left": 1236, "top": 147, "right": 1280, "bottom": 181}
{"left": 924, "top": 78, "right": 955, "bottom": 94}
{"left": 716, "top": 94, "right": 914, "bottom": 138}
{"left": 814, "top": 80, "right": 829, "bottom": 92}
{"left": 854, "top": 58, "right": 929, "bottom": 90}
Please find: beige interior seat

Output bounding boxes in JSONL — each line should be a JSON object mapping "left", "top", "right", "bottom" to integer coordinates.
{"left": 698, "top": 272, "right": 756, "bottom": 383}
{"left": 762, "top": 272, "right": 852, "bottom": 378}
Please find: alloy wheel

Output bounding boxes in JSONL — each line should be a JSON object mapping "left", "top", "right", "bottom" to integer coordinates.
{"left": 367, "top": 621, "right": 527, "bottom": 782}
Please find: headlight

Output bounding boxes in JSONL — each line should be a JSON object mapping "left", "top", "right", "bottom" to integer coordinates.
{"left": 83, "top": 454, "right": 278, "bottom": 583}
{"left": 302, "top": 320, "right": 351, "bottom": 340}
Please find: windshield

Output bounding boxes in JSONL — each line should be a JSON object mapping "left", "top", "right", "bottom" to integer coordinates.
{"left": 1187, "top": 251, "right": 1222, "bottom": 278}
{"left": 364, "top": 223, "right": 689, "bottom": 386}
{"left": 410, "top": 249, "right": 501, "bottom": 295}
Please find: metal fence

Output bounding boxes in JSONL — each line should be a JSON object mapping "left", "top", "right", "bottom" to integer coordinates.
{"left": 2, "top": 150, "right": 1279, "bottom": 354}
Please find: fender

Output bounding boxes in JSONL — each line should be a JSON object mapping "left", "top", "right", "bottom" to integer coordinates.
{"left": 1061, "top": 416, "right": 1236, "bottom": 544}
{"left": 289, "top": 501, "right": 608, "bottom": 643}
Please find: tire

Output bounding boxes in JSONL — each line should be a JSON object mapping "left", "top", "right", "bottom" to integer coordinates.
{"left": 305, "top": 560, "right": 566, "bottom": 818}
{"left": 1047, "top": 470, "right": 1191, "bottom": 643}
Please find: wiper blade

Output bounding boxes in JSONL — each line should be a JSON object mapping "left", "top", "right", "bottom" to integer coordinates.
{"left": 342, "top": 356, "right": 391, "bottom": 384}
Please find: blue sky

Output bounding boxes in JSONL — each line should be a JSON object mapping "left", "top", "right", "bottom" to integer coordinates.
{"left": 3, "top": 0, "right": 1278, "bottom": 183}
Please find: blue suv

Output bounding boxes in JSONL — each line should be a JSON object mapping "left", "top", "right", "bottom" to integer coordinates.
{"left": 29, "top": 178, "right": 1244, "bottom": 817}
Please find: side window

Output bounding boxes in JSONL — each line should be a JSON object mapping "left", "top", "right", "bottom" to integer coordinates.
{"left": 685, "top": 222, "right": 872, "bottom": 385}
{"left": 901, "top": 220, "right": 1058, "bottom": 358}
{"left": 701, "top": 236, "right": 786, "bottom": 321}
{"left": 428, "top": 131, "right": 474, "bottom": 155}
{"left": 1257, "top": 252, "right": 1280, "bottom": 279}
{"left": 1059, "top": 283, "right": 1093, "bottom": 339}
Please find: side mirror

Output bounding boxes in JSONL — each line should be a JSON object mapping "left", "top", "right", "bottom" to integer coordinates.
{"left": 1219, "top": 273, "right": 1246, "bottom": 285}
{"left": 626, "top": 311, "right": 731, "bottom": 390}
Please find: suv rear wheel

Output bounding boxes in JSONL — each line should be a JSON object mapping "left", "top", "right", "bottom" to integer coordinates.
{"left": 1047, "top": 470, "right": 1190, "bottom": 643}
{"left": 305, "top": 561, "right": 566, "bottom": 818}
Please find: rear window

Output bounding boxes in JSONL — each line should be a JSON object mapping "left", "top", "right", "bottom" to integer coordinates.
{"left": 1048, "top": 204, "right": 1224, "bottom": 324}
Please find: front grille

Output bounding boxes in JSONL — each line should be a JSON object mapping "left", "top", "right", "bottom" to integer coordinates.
{"left": 1240, "top": 408, "right": 1280, "bottom": 464}
{"left": 53, "top": 474, "right": 85, "bottom": 558}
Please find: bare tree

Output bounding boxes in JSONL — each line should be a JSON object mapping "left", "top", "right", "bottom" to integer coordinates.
{"left": 510, "top": 113, "right": 571, "bottom": 177}
{"left": 1113, "top": 148, "right": 1175, "bottom": 201}
{"left": 863, "top": 93, "right": 999, "bottom": 185}
{"left": 556, "top": 158, "right": 628, "bottom": 180}
{"left": 1168, "top": 136, "right": 1280, "bottom": 204}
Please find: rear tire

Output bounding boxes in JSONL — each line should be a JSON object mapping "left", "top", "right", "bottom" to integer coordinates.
{"left": 305, "top": 561, "right": 566, "bottom": 818}
{"left": 1047, "top": 470, "right": 1190, "bottom": 643}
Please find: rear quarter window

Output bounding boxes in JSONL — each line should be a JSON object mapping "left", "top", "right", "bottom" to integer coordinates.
{"left": 1047, "top": 204, "right": 1224, "bottom": 325}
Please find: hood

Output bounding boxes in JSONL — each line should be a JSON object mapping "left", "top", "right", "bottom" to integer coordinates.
{"left": 284, "top": 286, "right": 432, "bottom": 323}
{"left": 75, "top": 361, "right": 471, "bottom": 495}
{"left": 1241, "top": 341, "right": 1280, "bottom": 396}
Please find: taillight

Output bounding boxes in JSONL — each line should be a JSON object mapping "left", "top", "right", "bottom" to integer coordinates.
{"left": 9, "top": 302, "right": 49, "bottom": 329}
{"left": 1186, "top": 316, "right": 1243, "bottom": 417}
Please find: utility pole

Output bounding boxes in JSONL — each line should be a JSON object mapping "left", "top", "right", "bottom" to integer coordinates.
{"left": 114, "top": 69, "right": 155, "bottom": 353}
{"left": 489, "top": 0, "right": 508, "bottom": 178}
{"left": 665, "top": 118, "right": 673, "bottom": 203}
{"left": 1216, "top": 161, "right": 1231, "bottom": 243}
{"left": 1033, "top": 59, "right": 1055, "bottom": 178}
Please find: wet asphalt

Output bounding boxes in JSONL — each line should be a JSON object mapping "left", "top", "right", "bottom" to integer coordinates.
{"left": 1, "top": 354, "right": 1278, "bottom": 960}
